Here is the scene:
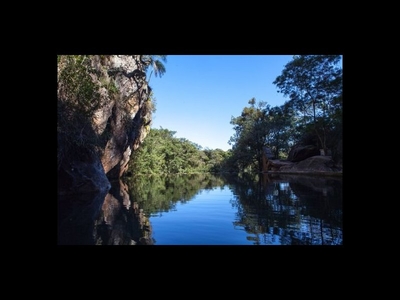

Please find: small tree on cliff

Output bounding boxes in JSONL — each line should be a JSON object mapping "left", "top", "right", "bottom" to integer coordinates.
{"left": 140, "top": 55, "right": 167, "bottom": 84}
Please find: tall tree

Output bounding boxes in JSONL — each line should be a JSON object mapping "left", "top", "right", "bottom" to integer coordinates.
{"left": 228, "top": 98, "right": 269, "bottom": 173}
{"left": 273, "top": 55, "right": 342, "bottom": 151}
{"left": 263, "top": 105, "right": 294, "bottom": 158}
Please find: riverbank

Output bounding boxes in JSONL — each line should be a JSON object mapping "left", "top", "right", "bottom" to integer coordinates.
{"left": 265, "top": 155, "right": 342, "bottom": 176}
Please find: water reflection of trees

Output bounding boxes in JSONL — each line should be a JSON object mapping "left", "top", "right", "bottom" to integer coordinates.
{"left": 222, "top": 173, "right": 343, "bottom": 245}
{"left": 124, "top": 173, "right": 226, "bottom": 217}
{"left": 93, "top": 179, "right": 154, "bottom": 245}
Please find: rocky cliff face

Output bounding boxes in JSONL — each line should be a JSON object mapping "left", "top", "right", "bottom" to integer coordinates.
{"left": 57, "top": 55, "right": 153, "bottom": 196}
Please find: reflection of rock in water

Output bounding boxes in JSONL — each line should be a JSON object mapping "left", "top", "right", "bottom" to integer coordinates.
{"left": 93, "top": 180, "right": 154, "bottom": 245}
{"left": 58, "top": 179, "right": 153, "bottom": 245}
{"left": 277, "top": 174, "right": 342, "bottom": 195}
{"left": 134, "top": 204, "right": 153, "bottom": 245}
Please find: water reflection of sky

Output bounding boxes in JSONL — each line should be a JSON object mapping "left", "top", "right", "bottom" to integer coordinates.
{"left": 150, "top": 186, "right": 253, "bottom": 245}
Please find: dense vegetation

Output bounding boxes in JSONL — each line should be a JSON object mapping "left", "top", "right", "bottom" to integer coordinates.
{"left": 225, "top": 55, "right": 342, "bottom": 174}
{"left": 129, "top": 54, "right": 342, "bottom": 175}
{"left": 128, "top": 128, "right": 231, "bottom": 174}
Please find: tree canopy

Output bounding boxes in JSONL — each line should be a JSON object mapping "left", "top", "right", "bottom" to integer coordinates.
{"left": 128, "top": 128, "right": 231, "bottom": 175}
{"left": 226, "top": 55, "right": 343, "bottom": 173}
{"left": 273, "top": 55, "right": 342, "bottom": 151}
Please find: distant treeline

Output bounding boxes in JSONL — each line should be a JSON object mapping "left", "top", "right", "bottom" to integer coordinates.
{"left": 128, "top": 128, "right": 231, "bottom": 174}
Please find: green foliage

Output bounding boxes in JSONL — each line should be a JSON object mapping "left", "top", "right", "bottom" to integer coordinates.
{"left": 58, "top": 55, "right": 103, "bottom": 116}
{"left": 57, "top": 55, "right": 105, "bottom": 167}
{"left": 227, "top": 55, "right": 342, "bottom": 174}
{"left": 128, "top": 128, "right": 231, "bottom": 175}
{"left": 227, "top": 98, "right": 274, "bottom": 173}
{"left": 273, "top": 55, "right": 342, "bottom": 151}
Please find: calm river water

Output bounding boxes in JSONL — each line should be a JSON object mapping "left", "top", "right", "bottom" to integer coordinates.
{"left": 57, "top": 173, "right": 343, "bottom": 245}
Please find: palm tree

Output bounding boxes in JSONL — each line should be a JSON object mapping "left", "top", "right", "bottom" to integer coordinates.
{"left": 140, "top": 55, "right": 167, "bottom": 84}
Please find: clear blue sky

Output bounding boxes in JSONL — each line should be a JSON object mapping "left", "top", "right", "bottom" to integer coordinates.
{"left": 148, "top": 55, "right": 295, "bottom": 151}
